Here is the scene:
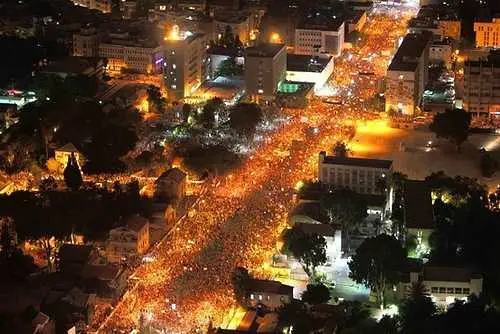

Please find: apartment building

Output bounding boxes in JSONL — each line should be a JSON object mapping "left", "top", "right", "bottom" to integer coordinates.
{"left": 318, "top": 152, "right": 392, "bottom": 195}
{"left": 474, "top": 18, "right": 500, "bottom": 48}
{"left": 163, "top": 32, "right": 207, "bottom": 100}
{"left": 463, "top": 57, "right": 500, "bottom": 114}
{"left": 385, "top": 32, "right": 432, "bottom": 115}
{"left": 295, "top": 16, "right": 345, "bottom": 57}
{"left": 99, "top": 36, "right": 164, "bottom": 74}
{"left": 71, "top": 0, "right": 111, "bottom": 13}
{"left": 244, "top": 43, "right": 287, "bottom": 101}
{"left": 409, "top": 5, "right": 461, "bottom": 41}
{"left": 73, "top": 28, "right": 99, "bottom": 57}
{"left": 106, "top": 215, "right": 150, "bottom": 263}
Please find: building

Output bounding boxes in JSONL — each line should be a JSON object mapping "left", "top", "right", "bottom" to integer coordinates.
{"left": 385, "top": 32, "right": 432, "bottom": 115}
{"left": 398, "top": 264, "right": 483, "bottom": 307}
{"left": 106, "top": 215, "right": 150, "bottom": 263}
{"left": 463, "top": 56, "right": 500, "bottom": 114}
{"left": 57, "top": 244, "right": 99, "bottom": 276}
{"left": 318, "top": 152, "right": 392, "bottom": 195}
{"left": 81, "top": 263, "right": 129, "bottom": 301}
{"left": 163, "top": 32, "right": 207, "bottom": 100}
{"left": 73, "top": 28, "right": 99, "bottom": 57}
{"left": 474, "top": 18, "right": 500, "bottom": 49}
{"left": 72, "top": 0, "right": 111, "bottom": 13}
{"left": 410, "top": 5, "right": 461, "bottom": 41}
{"left": 245, "top": 43, "right": 287, "bottom": 101}
{"left": 295, "top": 15, "right": 345, "bottom": 57}
{"left": 214, "top": 12, "right": 251, "bottom": 45}
{"left": 345, "top": 10, "right": 367, "bottom": 34}
{"left": 429, "top": 39, "right": 453, "bottom": 67}
{"left": 296, "top": 223, "right": 342, "bottom": 266}
{"left": 54, "top": 143, "right": 85, "bottom": 170}
{"left": 247, "top": 279, "right": 293, "bottom": 310}
{"left": 99, "top": 36, "right": 164, "bottom": 75}
{"left": 154, "top": 167, "right": 187, "bottom": 202}
{"left": 403, "top": 180, "right": 434, "bottom": 255}
{"left": 285, "top": 54, "right": 334, "bottom": 91}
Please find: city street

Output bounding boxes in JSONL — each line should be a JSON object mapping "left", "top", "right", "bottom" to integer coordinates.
{"left": 95, "top": 4, "right": 416, "bottom": 333}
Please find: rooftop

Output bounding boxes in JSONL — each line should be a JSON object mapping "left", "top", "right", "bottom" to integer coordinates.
{"left": 58, "top": 244, "right": 94, "bottom": 264}
{"left": 296, "top": 222, "right": 338, "bottom": 237}
{"left": 320, "top": 152, "right": 393, "bottom": 169}
{"left": 292, "top": 201, "right": 329, "bottom": 224}
{"left": 156, "top": 167, "right": 187, "bottom": 183}
{"left": 388, "top": 32, "right": 432, "bottom": 72}
{"left": 43, "top": 57, "right": 103, "bottom": 75}
{"left": 125, "top": 214, "right": 149, "bottom": 232}
{"left": 298, "top": 13, "right": 344, "bottom": 31}
{"left": 56, "top": 142, "right": 79, "bottom": 153}
{"left": 82, "top": 263, "right": 123, "bottom": 281}
{"left": 287, "top": 54, "right": 332, "bottom": 73}
{"left": 403, "top": 180, "right": 434, "bottom": 230}
{"left": 423, "top": 266, "right": 482, "bottom": 283}
{"left": 246, "top": 43, "right": 285, "bottom": 58}
{"left": 248, "top": 279, "right": 293, "bottom": 295}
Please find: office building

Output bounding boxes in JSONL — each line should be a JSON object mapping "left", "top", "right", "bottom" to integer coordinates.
{"left": 163, "top": 32, "right": 208, "bottom": 100}
{"left": 71, "top": 0, "right": 111, "bottom": 13}
{"left": 463, "top": 56, "right": 500, "bottom": 114}
{"left": 245, "top": 43, "right": 287, "bottom": 101}
{"left": 474, "top": 18, "right": 500, "bottom": 48}
{"left": 318, "top": 152, "right": 392, "bottom": 195}
{"left": 285, "top": 54, "right": 334, "bottom": 91}
{"left": 295, "top": 15, "right": 345, "bottom": 57}
{"left": 214, "top": 12, "right": 251, "bottom": 45}
{"left": 385, "top": 32, "right": 432, "bottom": 115}
{"left": 409, "top": 5, "right": 461, "bottom": 41}
{"left": 98, "top": 33, "right": 164, "bottom": 75}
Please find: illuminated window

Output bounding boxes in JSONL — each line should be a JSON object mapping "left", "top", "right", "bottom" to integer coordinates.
{"left": 250, "top": 294, "right": 254, "bottom": 300}
{"left": 463, "top": 288, "right": 470, "bottom": 295}
{"left": 258, "top": 89, "right": 264, "bottom": 94}
{"left": 258, "top": 295, "right": 263, "bottom": 301}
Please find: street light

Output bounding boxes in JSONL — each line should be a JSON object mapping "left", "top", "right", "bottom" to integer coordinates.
{"left": 270, "top": 32, "right": 281, "bottom": 44}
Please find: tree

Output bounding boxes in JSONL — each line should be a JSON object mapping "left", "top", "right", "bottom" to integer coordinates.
{"left": 301, "top": 283, "right": 330, "bottom": 305}
{"left": 229, "top": 103, "right": 263, "bottom": 138}
{"left": 282, "top": 225, "right": 327, "bottom": 277}
{"left": 321, "top": 188, "right": 367, "bottom": 252}
{"left": 231, "top": 267, "right": 252, "bottom": 306}
{"left": 374, "top": 315, "right": 399, "bottom": 334}
{"left": 63, "top": 154, "right": 83, "bottom": 191}
{"left": 348, "top": 234, "right": 405, "bottom": 308}
{"left": 480, "top": 152, "right": 498, "bottom": 177}
{"left": 276, "top": 300, "right": 311, "bottom": 334}
{"left": 216, "top": 57, "right": 243, "bottom": 77}
{"left": 147, "top": 85, "right": 166, "bottom": 113}
{"left": 333, "top": 141, "right": 348, "bottom": 157}
{"left": 429, "top": 108, "right": 471, "bottom": 150}
{"left": 399, "top": 281, "right": 436, "bottom": 334}
{"left": 199, "top": 98, "right": 223, "bottom": 129}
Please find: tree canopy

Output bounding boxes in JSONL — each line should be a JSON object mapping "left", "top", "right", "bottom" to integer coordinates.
{"left": 399, "top": 281, "right": 437, "bottom": 334}
{"left": 228, "top": 103, "right": 263, "bottom": 138}
{"left": 301, "top": 283, "right": 330, "bottom": 305}
{"left": 231, "top": 267, "right": 252, "bottom": 306}
{"left": 429, "top": 109, "right": 471, "bottom": 150}
{"left": 63, "top": 153, "right": 83, "bottom": 191}
{"left": 348, "top": 234, "right": 405, "bottom": 308}
{"left": 282, "top": 225, "right": 327, "bottom": 277}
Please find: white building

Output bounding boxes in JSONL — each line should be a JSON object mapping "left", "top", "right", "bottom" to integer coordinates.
{"left": 429, "top": 40, "right": 453, "bottom": 67}
{"left": 295, "top": 17, "right": 344, "bottom": 57}
{"left": 106, "top": 215, "right": 150, "bottom": 263}
{"left": 214, "top": 12, "right": 251, "bottom": 46}
{"left": 398, "top": 265, "right": 483, "bottom": 307}
{"left": 285, "top": 54, "right": 334, "bottom": 91}
{"left": 163, "top": 32, "right": 208, "bottom": 100}
{"left": 463, "top": 56, "right": 500, "bottom": 114}
{"left": 99, "top": 36, "right": 164, "bottom": 75}
{"left": 318, "top": 152, "right": 392, "bottom": 195}
{"left": 385, "top": 32, "right": 432, "bottom": 115}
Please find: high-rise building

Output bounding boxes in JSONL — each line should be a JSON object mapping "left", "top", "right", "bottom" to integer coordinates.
{"left": 474, "top": 19, "right": 500, "bottom": 48}
{"left": 385, "top": 32, "right": 432, "bottom": 116}
{"left": 463, "top": 56, "right": 500, "bottom": 114}
{"left": 244, "top": 43, "right": 286, "bottom": 101}
{"left": 163, "top": 32, "right": 208, "bottom": 100}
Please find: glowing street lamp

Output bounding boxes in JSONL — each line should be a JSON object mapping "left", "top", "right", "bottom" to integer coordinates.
{"left": 270, "top": 32, "right": 281, "bottom": 44}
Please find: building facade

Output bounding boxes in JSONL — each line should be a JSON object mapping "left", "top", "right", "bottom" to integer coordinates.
{"left": 285, "top": 54, "right": 334, "bottom": 91}
{"left": 245, "top": 43, "right": 287, "bottom": 101}
{"left": 73, "top": 28, "right": 99, "bottom": 57}
{"left": 106, "top": 215, "right": 150, "bottom": 263}
{"left": 474, "top": 19, "right": 500, "bottom": 48}
{"left": 463, "top": 58, "right": 500, "bottom": 114}
{"left": 154, "top": 167, "right": 188, "bottom": 202}
{"left": 163, "top": 33, "right": 207, "bottom": 100}
{"left": 318, "top": 152, "right": 392, "bottom": 195}
{"left": 295, "top": 20, "right": 345, "bottom": 57}
{"left": 385, "top": 32, "right": 432, "bottom": 115}
{"left": 71, "top": 0, "right": 111, "bottom": 13}
{"left": 98, "top": 38, "right": 164, "bottom": 75}
{"left": 247, "top": 279, "right": 293, "bottom": 310}
{"left": 214, "top": 13, "right": 251, "bottom": 46}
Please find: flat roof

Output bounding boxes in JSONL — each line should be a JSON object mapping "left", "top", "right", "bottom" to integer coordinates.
{"left": 286, "top": 54, "right": 332, "bottom": 72}
{"left": 248, "top": 279, "right": 293, "bottom": 295}
{"left": 321, "top": 154, "right": 393, "bottom": 169}
{"left": 403, "top": 180, "right": 434, "bottom": 229}
{"left": 388, "top": 32, "right": 432, "bottom": 72}
{"left": 246, "top": 43, "right": 285, "bottom": 58}
{"left": 423, "top": 266, "right": 481, "bottom": 282}
{"left": 296, "top": 222, "right": 338, "bottom": 237}
{"left": 298, "top": 15, "right": 344, "bottom": 31}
